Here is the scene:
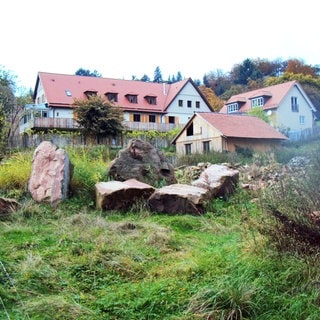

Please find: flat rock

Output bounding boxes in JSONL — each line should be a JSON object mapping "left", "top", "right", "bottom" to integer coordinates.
{"left": 192, "top": 164, "right": 239, "bottom": 198}
{"left": 148, "top": 184, "right": 210, "bottom": 215}
{"left": 96, "top": 178, "right": 155, "bottom": 211}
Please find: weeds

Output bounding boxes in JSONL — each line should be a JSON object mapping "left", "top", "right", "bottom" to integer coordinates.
{"left": 2, "top": 141, "right": 320, "bottom": 319}
{"left": 259, "top": 144, "right": 320, "bottom": 254}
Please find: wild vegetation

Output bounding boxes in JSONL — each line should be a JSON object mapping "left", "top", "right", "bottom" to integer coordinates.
{"left": 1, "top": 58, "right": 320, "bottom": 319}
{"left": 1, "top": 140, "right": 320, "bottom": 319}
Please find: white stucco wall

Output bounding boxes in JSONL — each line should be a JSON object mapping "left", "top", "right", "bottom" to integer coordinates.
{"left": 166, "top": 82, "right": 212, "bottom": 124}
{"left": 52, "top": 108, "right": 73, "bottom": 118}
{"left": 276, "top": 85, "right": 314, "bottom": 131}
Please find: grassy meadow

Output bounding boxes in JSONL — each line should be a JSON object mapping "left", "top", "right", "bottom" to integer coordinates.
{"left": 1, "top": 141, "right": 320, "bottom": 319}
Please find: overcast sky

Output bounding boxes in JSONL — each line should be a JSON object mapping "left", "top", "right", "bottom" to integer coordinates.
{"left": 2, "top": 0, "right": 319, "bottom": 91}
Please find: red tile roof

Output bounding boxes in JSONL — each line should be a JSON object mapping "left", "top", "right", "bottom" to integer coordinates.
{"left": 197, "top": 112, "right": 287, "bottom": 139}
{"left": 36, "top": 72, "right": 206, "bottom": 113}
{"left": 220, "top": 80, "right": 299, "bottom": 113}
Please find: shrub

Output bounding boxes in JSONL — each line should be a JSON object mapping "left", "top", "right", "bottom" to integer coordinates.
{"left": 259, "top": 145, "right": 320, "bottom": 254}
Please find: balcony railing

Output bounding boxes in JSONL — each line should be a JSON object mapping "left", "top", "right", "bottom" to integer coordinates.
{"left": 20, "top": 118, "right": 182, "bottom": 133}
{"left": 123, "top": 121, "right": 182, "bottom": 132}
{"left": 20, "top": 118, "right": 79, "bottom": 132}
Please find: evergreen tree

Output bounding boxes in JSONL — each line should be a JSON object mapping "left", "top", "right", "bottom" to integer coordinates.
{"left": 75, "top": 68, "right": 102, "bottom": 77}
{"left": 140, "top": 74, "right": 150, "bottom": 82}
{"left": 153, "top": 66, "right": 163, "bottom": 83}
{"left": 176, "top": 71, "right": 182, "bottom": 81}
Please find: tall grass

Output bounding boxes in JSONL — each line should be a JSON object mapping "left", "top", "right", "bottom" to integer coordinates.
{"left": 0, "top": 145, "right": 116, "bottom": 202}
{"left": 65, "top": 146, "right": 113, "bottom": 201}
{"left": 260, "top": 144, "right": 320, "bottom": 254}
{"left": 1, "top": 141, "right": 320, "bottom": 319}
{"left": 0, "top": 152, "right": 32, "bottom": 198}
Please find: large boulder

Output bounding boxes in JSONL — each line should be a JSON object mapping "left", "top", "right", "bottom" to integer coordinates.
{"left": 192, "top": 164, "right": 239, "bottom": 199}
{"left": 28, "top": 141, "right": 73, "bottom": 204}
{"left": 96, "top": 178, "right": 155, "bottom": 211}
{"left": 108, "top": 139, "right": 177, "bottom": 187}
{"left": 148, "top": 184, "right": 211, "bottom": 215}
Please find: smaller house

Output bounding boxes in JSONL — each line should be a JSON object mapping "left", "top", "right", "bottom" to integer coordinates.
{"left": 220, "top": 80, "right": 317, "bottom": 139}
{"left": 172, "top": 112, "right": 287, "bottom": 155}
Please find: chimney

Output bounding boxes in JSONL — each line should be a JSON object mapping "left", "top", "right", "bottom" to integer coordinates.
{"left": 162, "top": 82, "right": 166, "bottom": 95}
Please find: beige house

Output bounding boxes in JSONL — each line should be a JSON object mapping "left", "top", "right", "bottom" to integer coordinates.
{"left": 220, "top": 80, "right": 317, "bottom": 139}
{"left": 172, "top": 112, "right": 287, "bottom": 155}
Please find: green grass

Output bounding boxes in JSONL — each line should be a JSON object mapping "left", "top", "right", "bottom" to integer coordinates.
{"left": 1, "top": 142, "right": 320, "bottom": 319}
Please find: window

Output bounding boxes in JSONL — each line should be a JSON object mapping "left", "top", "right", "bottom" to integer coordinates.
{"left": 126, "top": 94, "right": 138, "bottom": 103}
{"left": 178, "top": 100, "right": 183, "bottom": 107}
{"left": 187, "top": 100, "right": 192, "bottom": 108}
{"left": 84, "top": 90, "right": 97, "bottom": 98}
{"left": 185, "top": 143, "right": 192, "bottom": 155}
{"left": 299, "top": 115, "right": 305, "bottom": 125}
{"left": 227, "top": 103, "right": 239, "bottom": 113}
{"left": 291, "top": 96, "right": 299, "bottom": 112}
{"left": 251, "top": 97, "right": 264, "bottom": 108}
{"left": 133, "top": 114, "right": 141, "bottom": 122}
{"left": 106, "top": 92, "right": 118, "bottom": 102}
{"left": 196, "top": 101, "right": 200, "bottom": 108}
{"left": 145, "top": 96, "right": 157, "bottom": 105}
{"left": 203, "top": 141, "right": 210, "bottom": 153}
{"left": 149, "top": 114, "right": 156, "bottom": 123}
{"left": 168, "top": 116, "right": 175, "bottom": 124}
{"left": 186, "top": 123, "right": 194, "bottom": 136}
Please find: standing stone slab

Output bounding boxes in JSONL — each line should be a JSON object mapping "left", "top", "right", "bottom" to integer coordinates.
{"left": 28, "top": 141, "right": 73, "bottom": 204}
{"left": 96, "top": 178, "right": 155, "bottom": 211}
{"left": 148, "top": 184, "right": 211, "bottom": 215}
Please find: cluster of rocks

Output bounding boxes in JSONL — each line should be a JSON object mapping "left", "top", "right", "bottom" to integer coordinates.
{"left": 98, "top": 139, "right": 239, "bottom": 215}
{"left": 0, "top": 140, "right": 240, "bottom": 216}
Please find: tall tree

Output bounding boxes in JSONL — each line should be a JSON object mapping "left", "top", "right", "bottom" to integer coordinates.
{"left": 204, "top": 69, "right": 232, "bottom": 96}
{"left": 153, "top": 66, "right": 163, "bottom": 83}
{"left": 140, "top": 74, "right": 150, "bottom": 82}
{"left": 75, "top": 68, "right": 102, "bottom": 77}
{"left": 285, "top": 59, "right": 317, "bottom": 77}
{"left": 0, "top": 67, "right": 19, "bottom": 152}
{"left": 198, "top": 85, "right": 224, "bottom": 111}
{"left": 73, "top": 95, "right": 123, "bottom": 143}
{"left": 231, "top": 58, "right": 262, "bottom": 85}
{"left": 176, "top": 71, "right": 183, "bottom": 82}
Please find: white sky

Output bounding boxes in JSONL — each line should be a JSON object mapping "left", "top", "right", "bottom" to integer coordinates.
{"left": 1, "top": 0, "right": 319, "bottom": 92}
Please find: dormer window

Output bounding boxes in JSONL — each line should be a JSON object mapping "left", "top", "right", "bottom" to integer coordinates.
{"left": 105, "top": 92, "right": 118, "bottom": 102}
{"left": 227, "top": 103, "right": 239, "bottom": 113}
{"left": 251, "top": 97, "right": 264, "bottom": 108}
{"left": 126, "top": 94, "right": 138, "bottom": 104}
{"left": 84, "top": 90, "right": 97, "bottom": 99}
{"left": 145, "top": 95, "right": 157, "bottom": 105}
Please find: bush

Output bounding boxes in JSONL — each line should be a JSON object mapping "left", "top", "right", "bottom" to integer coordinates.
{"left": 259, "top": 145, "right": 320, "bottom": 254}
